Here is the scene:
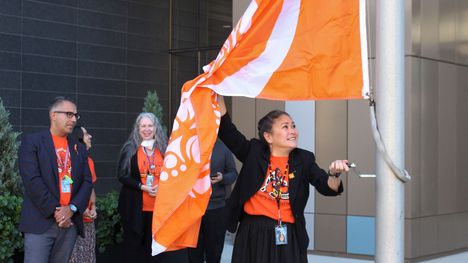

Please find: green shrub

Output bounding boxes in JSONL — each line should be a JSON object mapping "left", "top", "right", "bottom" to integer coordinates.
{"left": 142, "top": 90, "right": 167, "bottom": 135}
{"left": 0, "top": 97, "right": 23, "bottom": 262}
{"left": 96, "top": 191, "right": 123, "bottom": 253}
{"left": 0, "top": 97, "right": 22, "bottom": 196}
{"left": 0, "top": 193, "right": 23, "bottom": 262}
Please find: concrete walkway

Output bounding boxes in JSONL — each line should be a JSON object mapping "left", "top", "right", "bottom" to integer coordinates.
{"left": 220, "top": 237, "right": 468, "bottom": 263}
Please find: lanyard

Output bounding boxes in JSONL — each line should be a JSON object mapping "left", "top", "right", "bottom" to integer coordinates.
{"left": 143, "top": 147, "right": 156, "bottom": 171}
{"left": 56, "top": 147, "right": 70, "bottom": 174}
{"left": 270, "top": 164, "right": 289, "bottom": 225}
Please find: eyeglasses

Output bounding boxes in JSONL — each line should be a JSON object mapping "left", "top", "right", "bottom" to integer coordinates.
{"left": 54, "top": 111, "right": 80, "bottom": 120}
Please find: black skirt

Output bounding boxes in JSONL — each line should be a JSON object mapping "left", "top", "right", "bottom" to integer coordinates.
{"left": 231, "top": 214, "right": 308, "bottom": 263}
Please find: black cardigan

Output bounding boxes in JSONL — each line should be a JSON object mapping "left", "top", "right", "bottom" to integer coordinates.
{"left": 118, "top": 152, "right": 145, "bottom": 235}
{"left": 219, "top": 114, "right": 343, "bottom": 253}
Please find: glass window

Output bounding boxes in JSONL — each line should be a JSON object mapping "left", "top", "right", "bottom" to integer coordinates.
{"left": 169, "top": 0, "right": 232, "bottom": 123}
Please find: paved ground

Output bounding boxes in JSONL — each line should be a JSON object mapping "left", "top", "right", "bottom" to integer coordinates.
{"left": 220, "top": 233, "right": 468, "bottom": 263}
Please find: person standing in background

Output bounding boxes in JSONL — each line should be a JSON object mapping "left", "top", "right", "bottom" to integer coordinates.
{"left": 118, "top": 112, "right": 188, "bottom": 262}
{"left": 19, "top": 97, "right": 92, "bottom": 263}
{"left": 188, "top": 139, "right": 238, "bottom": 263}
{"left": 69, "top": 125, "right": 97, "bottom": 263}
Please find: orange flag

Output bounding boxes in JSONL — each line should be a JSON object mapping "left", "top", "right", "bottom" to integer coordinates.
{"left": 152, "top": 0, "right": 369, "bottom": 255}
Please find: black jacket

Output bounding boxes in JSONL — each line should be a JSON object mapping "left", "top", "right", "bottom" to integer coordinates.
{"left": 118, "top": 152, "right": 145, "bottom": 235}
{"left": 208, "top": 139, "right": 238, "bottom": 210}
{"left": 218, "top": 114, "right": 343, "bottom": 253}
{"left": 19, "top": 130, "right": 92, "bottom": 237}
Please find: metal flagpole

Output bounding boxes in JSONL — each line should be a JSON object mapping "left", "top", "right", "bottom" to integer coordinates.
{"left": 375, "top": 0, "right": 405, "bottom": 262}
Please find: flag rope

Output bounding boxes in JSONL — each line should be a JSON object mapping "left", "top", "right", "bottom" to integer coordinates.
{"left": 364, "top": 0, "right": 409, "bottom": 183}
{"left": 368, "top": 95, "right": 411, "bottom": 183}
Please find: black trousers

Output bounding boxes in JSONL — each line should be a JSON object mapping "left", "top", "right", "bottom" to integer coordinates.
{"left": 122, "top": 212, "right": 189, "bottom": 263}
{"left": 188, "top": 207, "right": 227, "bottom": 263}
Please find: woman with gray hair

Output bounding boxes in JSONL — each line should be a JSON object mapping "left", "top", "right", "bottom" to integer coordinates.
{"left": 117, "top": 113, "right": 188, "bottom": 262}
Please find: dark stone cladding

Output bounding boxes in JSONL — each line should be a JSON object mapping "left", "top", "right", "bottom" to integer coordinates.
{"left": 0, "top": 0, "right": 231, "bottom": 194}
{"left": 0, "top": 0, "right": 170, "bottom": 195}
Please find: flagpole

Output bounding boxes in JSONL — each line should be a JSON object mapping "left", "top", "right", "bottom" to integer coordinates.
{"left": 375, "top": 0, "right": 405, "bottom": 262}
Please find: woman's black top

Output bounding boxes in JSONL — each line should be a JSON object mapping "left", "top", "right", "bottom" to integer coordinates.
{"left": 118, "top": 152, "right": 145, "bottom": 235}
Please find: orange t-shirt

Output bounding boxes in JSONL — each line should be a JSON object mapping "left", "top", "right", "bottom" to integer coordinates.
{"left": 83, "top": 157, "right": 97, "bottom": 223}
{"left": 244, "top": 156, "right": 295, "bottom": 223}
{"left": 88, "top": 157, "right": 97, "bottom": 183}
{"left": 138, "top": 146, "right": 163, "bottom": 212}
{"left": 52, "top": 134, "right": 72, "bottom": 206}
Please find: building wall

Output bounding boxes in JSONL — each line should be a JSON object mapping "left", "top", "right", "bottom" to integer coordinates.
{"left": 170, "top": 0, "right": 232, "bottom": 123}
{"left": 0, "top": 0, "right": 170, "bottom": 195}
{"left": 404, "top": 0, "right": 468, "bottom": 260}
{"left": 0, "top": 0, "right": 232, "bottom": 196}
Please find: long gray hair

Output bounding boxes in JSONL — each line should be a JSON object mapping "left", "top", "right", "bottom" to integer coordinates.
{"left": 118, "top": 112, "right": 168, "bottom": 175}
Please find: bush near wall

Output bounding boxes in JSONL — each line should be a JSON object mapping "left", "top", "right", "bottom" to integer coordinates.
{"left": 143, "top": 90, "right": 168, "bottom": 135}
{"left": 0, "top": 194, "right": 23, "bottom": 262}
{"left": 0, "top": 97, "right": 23, "bottom": 262}
{"left": 96, "top": 191, "right": 123, "bottom": 253}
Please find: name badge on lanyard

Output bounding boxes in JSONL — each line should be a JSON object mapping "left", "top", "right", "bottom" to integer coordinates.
{"left": 146, "top": 172, "right": 154, "bottom": 187}
{"left": 57, "top": 147, "right": 72, "bottom": 193}
{"left": 275, "top": 224, "right": 288, "bottom": 245}
{"left": 62, "top": 178, "right": 71, "bottom": 193}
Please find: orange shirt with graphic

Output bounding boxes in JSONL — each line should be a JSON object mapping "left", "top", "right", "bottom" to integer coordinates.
{"left": 52, "top": 135, "right": 72, "bottom": 206}
{"left": 83, "top": 157, "right": 97, "bottom": 223}
{"left": 138, "top": 146, "right": 164, "bottom": 212}
{"left": 244, "top": 156, "right": 295, "bottom": 223}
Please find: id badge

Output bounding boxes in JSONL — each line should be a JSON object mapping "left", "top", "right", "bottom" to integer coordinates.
{"left": 61, "top": 179, "right": 71, "bottom": 193}
{"left": 275, "top": 224, "right": 288, "bottom": 245}
{"left": 146, "top": 174, "right": 154, "bottom": 187}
